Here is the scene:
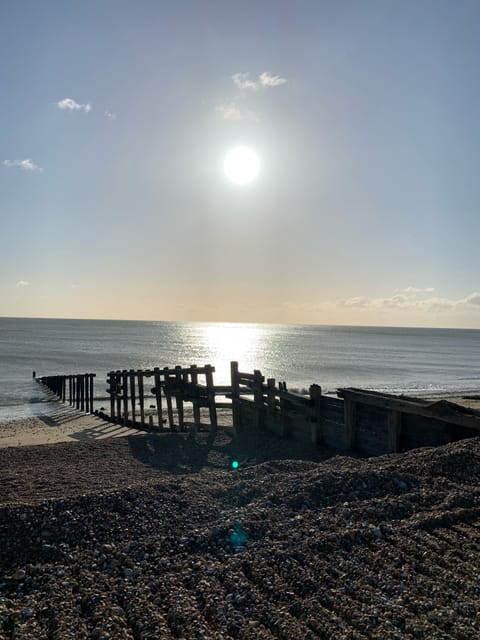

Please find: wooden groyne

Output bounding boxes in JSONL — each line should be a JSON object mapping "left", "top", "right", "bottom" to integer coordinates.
{"left": 35, "top": 362, "right": 480, "bottom": 456}
{"left": 104, "top": 365, "right": 219, "bottom": 431}
{"left": 36, "top": 373, "right": 96, "bottom": 413}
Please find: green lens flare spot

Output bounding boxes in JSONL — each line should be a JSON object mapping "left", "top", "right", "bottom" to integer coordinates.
{"left": 231, "top": 460, "right": 239, "bottom": 469}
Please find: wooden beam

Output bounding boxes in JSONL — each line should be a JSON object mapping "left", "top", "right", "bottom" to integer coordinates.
{"left": 138, "top": 371, "right": 145, "bottom": 426}
{"left": 205, "top": 364, "right": 217, "bottom": 432}
{"left": 338, "top": 388, "right": 480, "bottom": 432}
{"left": 129, "top": 370, "right": 136, "bottom": 426}
{"left": 388, "top": 409, "right": 401, "bottom": 453}
{"left": 310, "top": 384, "right": 322, "bottom": 445}
{"left": 153, "top": 368, "right": 163, "bottom": 429}
{"left": 231, "top": 361, "right": 241, "bottom": 434}
{"left": 343, "top": 398, "right": 356, "bottom": 450}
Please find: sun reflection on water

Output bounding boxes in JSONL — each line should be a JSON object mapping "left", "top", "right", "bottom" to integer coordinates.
{"left": 199, "top": 323, "right": 264, "bottom": 383}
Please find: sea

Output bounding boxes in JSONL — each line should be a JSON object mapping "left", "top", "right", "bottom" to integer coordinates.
{"left": 1, "top": 317, "right": 480, "bottom": 421}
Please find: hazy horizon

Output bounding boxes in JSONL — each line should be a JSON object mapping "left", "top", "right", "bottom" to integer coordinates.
{"left": 2, "top": 314, "right": 480, "bottom": 333}
{"left": 2, "top": 1, "right": 480, "bottom": 329}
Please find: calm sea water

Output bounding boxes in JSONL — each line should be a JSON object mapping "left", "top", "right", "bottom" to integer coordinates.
{"left": 1, "top": 317, "right": 480, "bottom": 420}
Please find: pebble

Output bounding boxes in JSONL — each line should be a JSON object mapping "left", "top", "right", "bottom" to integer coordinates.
{"left": 0, "top": 434, "right": 479, "bottom": 638}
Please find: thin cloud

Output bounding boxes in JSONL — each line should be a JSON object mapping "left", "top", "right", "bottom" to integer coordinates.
{"left": 259, "top": 71, "right": 287, "bottom": 87}
{"left": 57, "top": 98, "right": 92, "bottom": 113}
{"left": 394, "top": 286, "right": 435, "bottom": 294}
{"left": 16, "top": 280, "right": 29, "bottom": 287}
{"left": 459, "top": 292, "right": 480, "bottom": 306}
{"left": 336, "top": 290, "right": 480, "bottom": 312}
{"left": 104, "top": 110, "right": 116, "bottom": 120}
{"left": 232, "top": 71, "right": 288, "bottom": 91}
{"left": 336, "top": 296, "right": 371, "bottom": 308}
{"left": 215, "top": 104, "right": 243, "bottom": 121}
{"left": 3, "top": 159, "right": 42, "bottom": 172}
{"left": 232, "top": 73, "right": 258, "bottom": 90}
{"left": 214, "top": 103, "right": 258, "bottom": 122}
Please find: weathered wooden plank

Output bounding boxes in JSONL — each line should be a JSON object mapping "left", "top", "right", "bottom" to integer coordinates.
{"left": 191, "top": 364, "right": 201, "bottom": 428}
{"left": 129, "top": 369, "right": 136, "bottom": 426}
{"left": 163, "top": 367, "right": 174, "bottom": 430}
{"left": 138, "top": 372, "right": 145, "bottom": 426}
{"left": 115, "top": 371, "right": 122, "bottom": 422}
{"left": 388, "top": 409, "right": 401, "bottom": 453}
{"left": 344, "top": 398, "right": 356, "bottom": 450}
{"left": 310, "top": 384, "right": 322, "bottom": 445}
{"left": 231, "top": 360, "right": 241, "bottom": 434}
{"left": 122, "top": 370, "right": 129, "bottom": 425}
{"left": 175, "top": 366, "right": 184, "bottom": 430}
{"left": 205, "top": 364, "right": 217, "bottom": 431}
{"left": 153, "top": 368, "right": 163, "bottom": 429}
{"left": 338, "top": 388, "right": 480, "bottom": 432}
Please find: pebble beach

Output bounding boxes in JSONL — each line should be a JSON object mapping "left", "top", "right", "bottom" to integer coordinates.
{"left": 1, "top": 405, "right": 480, "bottom": 639}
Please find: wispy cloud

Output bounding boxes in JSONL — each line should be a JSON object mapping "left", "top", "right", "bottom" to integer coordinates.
{"left": 214, "top": 103, "right": 258, "bottom": 122}
{"left": 259, "top": 72, "right": 287, "bottom": 87}
{"left": 232, "top": 71, "right": 287, "bottom": 91}
{"left": 232, "top": 73, "right": 259, "bottom": 90}
{"left": 336, "top": 289, "right": 480, "bottom": 312}
{"left": 215, "top": 104, "right": 242, "bottom": 121}
{"left": 394, "top": 286, "right": 435, "bottom": 294}
{"left": 57, "top": 98, "right": 92, "bottom": 113}
{"left": 3, "top": 158, "right": 42, "bottom": 172}
{"left": 16, "top": 280, "right": 29, "bottom": 287}
{"left": 104, "top": 110, "right": 116, "bottom": 120}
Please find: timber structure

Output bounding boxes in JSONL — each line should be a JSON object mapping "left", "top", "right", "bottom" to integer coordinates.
{"left": 36, "top": 362, "right": 480, "bottom": 456}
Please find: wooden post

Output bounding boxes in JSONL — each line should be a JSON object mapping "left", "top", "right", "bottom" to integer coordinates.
{"left": 148, "top": 415, "right": 153, "bottom": 430}
{"left": 84, "top": 374, "right": 89, "bottom": 412}
{"left": 266, "top": 378, "right": 276, "bottom": 432}
{"left": 164, "top": 367, "right": 175, "bottom": 430}
{"left": 138, "top": 371, "right": 145, "bottom": 427}
{"left": 81, "top": 375, "right": 86, "bottom": 412}
{"left": 230, "top": 361, "right": 241, "bottom": 434}
{"left": 253, "top": 369, "right": 264, "bottom": 430}
{"left": 205, "top": 364, "right": 217, "bottom": 432}
{"left": 122, "top": 370, "right": 128, "bottom": 425}
{"left": 129, "top": 369, "right": 136, "bottom": 426}
{"left": 108, "top": 372, "right": 115, "bottom": 421}
{"left": 175, "top": 366, "right": 185, "bottom": 431}
{"left": 61, "top": 376, "right": 66, "bottom": 403}
{"left": 154, "top": 368, "right": 164, "bottom": 429}
{"left": 344, "top": 397, "right": 356, "bottom": 450}
{"left": 89, "top": 374, "right": 94, "bottom": 414}
{"left": 309, "top": 384, "right": 322, "bottom": 445}
{"left": 388, "top": 409, "right": 401, "bottom": 453}
{"left": 75, "top": 375, "right": 80, "bottom": 410}
{"left": 191, "top": 364, "right": 201, "bottom": 429}
{"left": 115, "top": 371, "right": 122, "bottom": 423}
{"left": 68, "top": 376, "right": 72, "bottom": 405}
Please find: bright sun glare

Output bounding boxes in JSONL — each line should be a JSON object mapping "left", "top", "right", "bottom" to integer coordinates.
{"left": 224, "top": 146, "right": 260, "bottom": 185}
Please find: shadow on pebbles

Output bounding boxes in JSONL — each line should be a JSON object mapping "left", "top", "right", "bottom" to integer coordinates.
{"left": 1, "top": 429, "right": 480, "bottom": 639}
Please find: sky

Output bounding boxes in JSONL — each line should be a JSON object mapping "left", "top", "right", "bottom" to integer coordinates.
{"left": 1, "top": 0, "right": 480, "bottom": 328}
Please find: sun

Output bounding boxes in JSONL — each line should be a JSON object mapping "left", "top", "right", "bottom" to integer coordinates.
{"left": 224, "top": 146, "right": 260, "bottom": 185}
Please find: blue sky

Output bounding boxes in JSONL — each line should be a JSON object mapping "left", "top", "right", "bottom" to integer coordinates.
{"left": 1, "top": 0, "right": 480, "bottom": 327}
